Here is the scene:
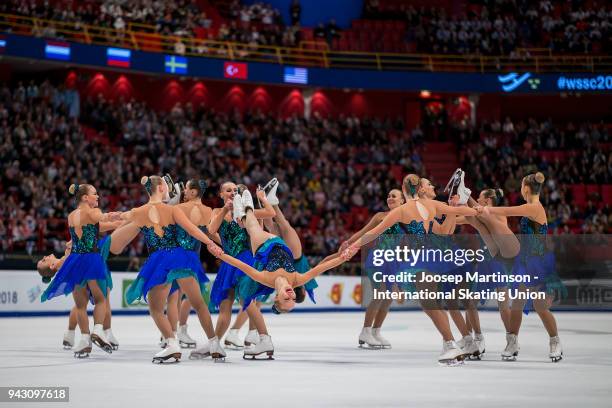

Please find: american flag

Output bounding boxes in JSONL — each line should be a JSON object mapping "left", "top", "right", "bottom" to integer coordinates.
{"left": 284, "top": 67, "right": 308, "bottom": 84}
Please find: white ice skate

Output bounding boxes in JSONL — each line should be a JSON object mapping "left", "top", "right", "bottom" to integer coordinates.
{"left": 243, "top": 334, "right": 274, "bottom": 360}
{"left": 105, "top": 329, "right": 119, "bottom": 351}
{"left": 262, "top": 177, "right": 279, "bottom": 206}
{"left": 358, "top": 327, "right": 383, "bottom": 349}
{"left": 233, "top": 192, "right": 246, "bottom": 222}
{"left": 549, "top": 336, "right": 563, "bottom": 363}
{"left": 241, "top": 189, "right": 255, "bottom": 212}
{"left": 474, "top": 333, "right": 486, "bottom": 358}
{"left": 91, "top": 324, "right": 112, "bottom": 354}
{"left": 63, "top": 330, "right": 75, "bottom": 349}
{"left": 224, "top": 329, "right": 243, "bottom": 349}
{"left": 502, "top": 333, "right": 520, "bottom": 361}
{"left": 444, "top": 168, "right": 471, "bottom": 205}
{"left": 153, "top": 338, "right": 181, "bottom": 364}
{"left": 73, "top": 334, "right": 92, "bottom": 358}
{"left": 177, "top": 324, "right": 196, "bottom": 348}
{"left": 210, "top": 337, "right": 227, "bottom": 362}
{"left": 244, "top": 329, "right": 260, "bottom": 347}
{"left": 439, "top": 340, "right": 464, "bottom": 366}
{"left": 189, "top": 341, "right": 211, "bottom": 360}
{"left": 372, "top": 328, "right": 391, "bottom": 349}
{"left": 459, "top": 335, "right": 480, "bottom": 360}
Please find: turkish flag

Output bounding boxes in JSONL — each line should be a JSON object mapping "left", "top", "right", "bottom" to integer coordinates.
{"left": 223, "top": 61, "right": 248, "bottom": 80}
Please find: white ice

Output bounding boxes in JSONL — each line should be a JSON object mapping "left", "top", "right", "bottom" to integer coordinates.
{"left": 0, "top": 311, "right": 611, "bottom": 407}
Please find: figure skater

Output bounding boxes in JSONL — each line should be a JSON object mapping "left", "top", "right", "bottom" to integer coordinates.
{"left": 112, "top": 175, "right": 224, "bottom": 363}
{"left": 41, "top": 184, "right": 122, "bottom": 356}
{"left": 342, "top": 174, "right": 478, "bottom": 365}
{"left": 478, "top": 172, "right": 564, "bottom": 362}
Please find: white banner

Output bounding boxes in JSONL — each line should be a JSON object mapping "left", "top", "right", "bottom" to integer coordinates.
{"left": 0, "top": 271, "right": 373, "bottom": 314}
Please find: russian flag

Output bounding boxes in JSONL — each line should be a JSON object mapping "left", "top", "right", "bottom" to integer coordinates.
{"left": 0, "top": 35, "right": 6, "bottom": 52}
{"left": 45, "top": 41, "right": 71, "bottom": 61}
{"left": 107, "top": 47, "right": 131, "bottom": 68}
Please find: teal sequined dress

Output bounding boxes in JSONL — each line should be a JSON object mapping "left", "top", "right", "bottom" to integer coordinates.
{"left": 42, "top": 224, "right": 112, "bottom": 302}
{"left": 209, "top": 219, "right": 256, "bottom": 312}
{"left": 125, "top": 224, "right": 209, "bottom": 304}
{"left": 513, "top": 217, "right": 566, "bottom": 313}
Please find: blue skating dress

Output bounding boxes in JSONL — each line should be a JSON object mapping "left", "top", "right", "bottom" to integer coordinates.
{"left": 208, "top": 219, "right": 255, "bottom": 312}
{"left": 125, "top": 224, "right": 207, "bottom": 304}
{"left": 41, "top": 224, "right": 112, "bottom": 302}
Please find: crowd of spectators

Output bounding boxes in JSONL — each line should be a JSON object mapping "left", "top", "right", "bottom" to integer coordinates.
{"left": 3, "top": 0, "right": 610, "bottom": 56}
{"left": 364, "top": 0, "right": 611, "bottom": 55}
{"left": 0, "top": 81, "right": 610, "bottom": 261}
{"left": 458, "top": 117, "right": 611, "bottom": 234}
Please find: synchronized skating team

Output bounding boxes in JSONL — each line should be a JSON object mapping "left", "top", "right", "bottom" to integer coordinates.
{"left": 37, "top": 169, "right": 564, "bottom": 365}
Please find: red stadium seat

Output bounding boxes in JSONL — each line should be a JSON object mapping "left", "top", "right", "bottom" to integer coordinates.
{"left": 570, "top": 184, "right": 587, "bottom": 206}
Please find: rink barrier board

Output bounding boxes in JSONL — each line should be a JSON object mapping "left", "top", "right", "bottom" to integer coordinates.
{"left": 1, "top": 271, "right": 611, "bottom": 316}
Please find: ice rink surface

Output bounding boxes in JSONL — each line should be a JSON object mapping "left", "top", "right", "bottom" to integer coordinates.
{"left": 1, "top": 311, "right": 611, "bottom": 408}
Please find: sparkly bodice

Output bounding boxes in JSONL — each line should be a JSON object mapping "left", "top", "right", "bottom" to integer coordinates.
{"left": 519, "top": 217, "right": 548, "bottom": 257}
{"left": 377, "top": 223, "right": 403, "bottom": 249}
{"left": 69, "top": 224, "right": 99, "bottom": 253}
{"left": 141, "top": 224, "right": 178, "bottom": 252}
{"left": 398, "top": 220, "right": 427, "bottom": 248}
{"left": 176, "top": 225, "right": 208, "bottom": 252}
{"left": 219, "top": 219, "right": 250, "bottom": 257}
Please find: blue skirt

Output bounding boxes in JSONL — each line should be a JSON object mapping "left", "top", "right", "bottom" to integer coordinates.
{"left": 208, "top": 249, "right": 254, "bottom": 312}
{"left": 237, "top": 237, "right": 293, "bottom": 310}
{"left": 512, "top": 252, "right": 566, "bottom": 314}
{"left": 41, "top": 251, "right": 111, "bottom": 303}
{"left": 125, "top": 247, "right": 208, "bottom": 305}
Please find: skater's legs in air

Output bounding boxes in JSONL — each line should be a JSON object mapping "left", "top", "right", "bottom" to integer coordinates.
{"left": 271, "top": 205, "right": 302, "bottom": 259}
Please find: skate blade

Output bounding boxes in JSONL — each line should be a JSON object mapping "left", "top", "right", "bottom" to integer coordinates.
{"left": 224, "top": 341, "right": 244, "bottom": 349}
{"left": 73, "top": 348, "right": 91, "bottom": 359}
{"left": 502, "top": 354, "right": 518, "bottom": 361}
{"left": 358, "top": 343, "right": 383, "bottom": 350}
{"left": 438, "top": 359, "right": 464, "bottom": 367}
{"left": 243, "top": 351, "right": 274, "bottom": 360}
{"left": 91, "top": 335, "right": 113, "bottom": 354}
{"left": 111, "top": 344, "right": 119, "bottom": 351}
{"left": 179, "top": 341, "right": 196, "bottom": 349}
{"left": 212, "top": 356, "right": 226, "bottom": 363}
{"left": 152, "top": 353, "right": 181, "bottom": 364}
{"left": 189, "top": 352, "right": 210, "bottom": 360}
{"left": 550, "top": 355, "right": 563, "bottom": 363}
{"left": 63, "top": 341, "right": 73, "bottom": 350}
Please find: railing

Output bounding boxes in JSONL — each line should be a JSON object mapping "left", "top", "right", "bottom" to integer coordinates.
{"left": 1, "top": 13, "right": 611, "bottom": 73}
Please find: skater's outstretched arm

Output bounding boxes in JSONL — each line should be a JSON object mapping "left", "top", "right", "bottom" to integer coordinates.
{"left": 432, "top": 201, "right": 478, "bottom": 217}
{"left": 218, "top": 253, "right": 267, "bottom": 285}
{"left": 208, "top": 205, "right": 230, "bottom": 235}
{"left": 100, "top": 220, "right": 124, "bottom": 233}
{"left": 173, "top": 206, "right": 222, "bottom": 255}
{"left": 296, "top": 255, "right": 346, "bottom": 284}
{"left": 484, "top": 203, "right": 540, "bottom": 218}
{"left": 352, "top": 206, "right": 403, "bottom": 249}
{"left": 340, "top": 212, "right": 385, "bottom": 252}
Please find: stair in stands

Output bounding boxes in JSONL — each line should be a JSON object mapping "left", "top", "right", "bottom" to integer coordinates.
{"left": 421, "top": 142, "right": 459, "bottom": 191}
